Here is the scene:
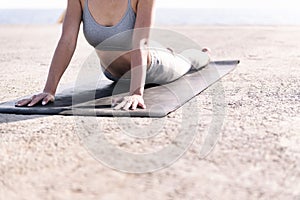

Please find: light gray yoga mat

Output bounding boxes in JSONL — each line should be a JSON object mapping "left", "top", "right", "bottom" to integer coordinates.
{"left": 0, "top": 60, "right": 239, "bottom": 118}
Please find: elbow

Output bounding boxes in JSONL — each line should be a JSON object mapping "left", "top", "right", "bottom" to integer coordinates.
{"left": 139, "top": 38, "right": 149, "bottom": 49}
{"left": 132, "top": 38, "right": 149, "bottom": 52}
{"left": 139, "top": 39, "right": 150, "bottom": 57}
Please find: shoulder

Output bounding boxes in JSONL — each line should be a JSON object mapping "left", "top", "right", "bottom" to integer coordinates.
{"left": 134, "top": 0, "right": 156, "bottom": 27}
{"left": 65, "top": 0, "right": 83, "bottom": 19}
{"left": 136, "top": 0, "right": 156, "bottom": 11}
{"left": 78, "top": 0, "right": 84, "bottom": 9}
{"left": 67, "top": 0, "right": 83, "bottom": 11}
{"left": 137, "top": 0, "right": 155, "bottom": 6}
{"left": 132, "top": 0, "right": 156, "bottom": 14}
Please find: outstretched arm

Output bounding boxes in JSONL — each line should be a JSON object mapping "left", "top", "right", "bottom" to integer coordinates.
{"left": 114, "top": 0, "right": 156, "bottom": 110}
{"left": 16, "top": 0, "right": 82, "bottom": 107}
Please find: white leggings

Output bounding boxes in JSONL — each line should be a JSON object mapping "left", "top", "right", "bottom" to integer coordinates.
{"left": 145, "top": 48, "right": 192, "bottom": 84}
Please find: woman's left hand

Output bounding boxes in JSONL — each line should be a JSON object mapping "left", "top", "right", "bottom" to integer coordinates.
{"left": 113, "top": 94, "right": 146, "bottom": 110}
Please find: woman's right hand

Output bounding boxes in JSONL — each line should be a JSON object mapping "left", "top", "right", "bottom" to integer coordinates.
{"left": 15, "top": 92, "right": 55, "bottom": 107}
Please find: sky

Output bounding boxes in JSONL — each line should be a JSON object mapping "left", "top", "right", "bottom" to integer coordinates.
{"left": 0, "top": 0, "right": 299, "bottom": 9}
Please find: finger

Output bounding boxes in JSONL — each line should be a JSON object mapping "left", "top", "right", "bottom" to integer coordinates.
{"left": 111, "top": 99, "right": 116, "bottom": 107}
{"left": 112, "top": 97, "right": 122, "bottom": 107}
{"left": 131, "top": 100, "right": 139, "bottom": 110}
{"left": 117, "top": 96, "right": 126, "bottom": 103}
{"left": 113, "top": 100, "right": 127, "bottom": 110}
{"left": 123, "top": 100, "right": 133, "bottom": 110}
{"left": 16, "top": 94, "right": 37, "bottom": 106}
{"left": 42, "top": 94, "right": 55, "bottom": 106}
{"left": 138, "top": 101, "right": 146, "bottom": 109}
{"left": 28, "top": 94, "right": 46, "bottom": 107}
{"left": 15, "top": 98, "right": 32, "bottom": 107}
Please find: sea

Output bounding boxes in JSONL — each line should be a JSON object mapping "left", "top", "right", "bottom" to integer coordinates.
{"left": 0, "top": 8, "right": 300, "bottom": 25}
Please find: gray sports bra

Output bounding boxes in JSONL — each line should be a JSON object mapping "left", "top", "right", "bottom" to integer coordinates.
{"left": 82, "top": 0, "right": 136, "bottom": 51}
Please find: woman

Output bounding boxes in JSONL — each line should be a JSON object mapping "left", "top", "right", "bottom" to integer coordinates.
{"left": 16, "top": 0, "right": 210, "bottom": 110}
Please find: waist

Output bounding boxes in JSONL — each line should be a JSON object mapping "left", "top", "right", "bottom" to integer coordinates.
{"left": 100, "top": 51, "right": 152, "bottom": 79}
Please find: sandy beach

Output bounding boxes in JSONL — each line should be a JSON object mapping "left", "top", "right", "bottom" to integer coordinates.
{"left": 0, "top": 24, "right": 299, "bottom": 200}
